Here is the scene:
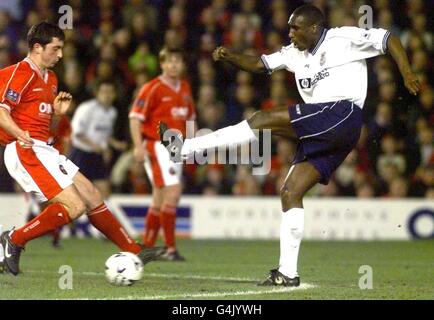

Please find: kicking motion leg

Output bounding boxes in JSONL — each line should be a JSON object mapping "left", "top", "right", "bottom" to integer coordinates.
{"left": 159, "top": 107, "right": 296, "bottom": 159}
{"left": 72, "top": 171, "right": 164, "bottom": 264}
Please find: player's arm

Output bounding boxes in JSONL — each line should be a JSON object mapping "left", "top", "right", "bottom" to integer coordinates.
{"left": 0, "top": 108, "right": 33, "bottom": 147}
{"left": 108, "top": 136, "right": 128, "bottom": 152}
{"left": 74, "top": 133, "right": 107, "bottom": 153}
{"left": 129, "top": 117, "right": 146, "bottom": 162}
{"left": 386, "top": 35, "right": 420, "bottom": 96}
{"left": 212, "top": 46, "right": 266, "bottom": 73}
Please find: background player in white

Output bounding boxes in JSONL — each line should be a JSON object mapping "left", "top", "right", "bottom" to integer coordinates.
{"left": 160, "top": 4, "right": 420, "bottom": 286}
{"left": 69, "top": 80, "right": 127, "bottom": 199}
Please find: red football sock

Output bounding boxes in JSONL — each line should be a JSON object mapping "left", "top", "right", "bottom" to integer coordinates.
{"left": 11, "top": 202, "right": 71, "bottom": 247}
{"left": 87, "top": 203, "right": 141, "bottom": 254}
{"left": 160, "top": 204, "right": 177, "bottom": 250}
{"left": 143, "top": 207, "right": 160, "bottom": 247}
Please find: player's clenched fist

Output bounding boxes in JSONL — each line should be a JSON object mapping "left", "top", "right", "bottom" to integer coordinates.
{"left": 53, "top": 91, "right": 73, "bottom": 115}
{"left": 212, "top": 46, "right": 230, "bottom": 61}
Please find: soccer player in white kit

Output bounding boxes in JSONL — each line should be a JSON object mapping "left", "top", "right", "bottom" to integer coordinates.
{"left": 69, "top": 80, "right": 127, "bottom": 199}
{"left": 159, "top": 5, "right": 420, "bottom": 286}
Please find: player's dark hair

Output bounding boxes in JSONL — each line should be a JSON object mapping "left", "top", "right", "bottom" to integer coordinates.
{"left": 27, "top": 22, "right": 65, "bottom": 50}
{"left": 95, "top": 79, "right": 116, "bottom": 90}
{"left": 293, "top": 4, "right": 325, "bottom": 28}
{"left": 158, "top": 47, "right": 184, "bottom": 63}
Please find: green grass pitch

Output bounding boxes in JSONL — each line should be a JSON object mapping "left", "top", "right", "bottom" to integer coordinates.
{"left": 0, "top": 238, "right": 433, "bottom": 299}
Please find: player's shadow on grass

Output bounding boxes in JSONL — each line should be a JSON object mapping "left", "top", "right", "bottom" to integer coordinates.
{"left": 221, "top": 279, "right": 259, "bottom": 284}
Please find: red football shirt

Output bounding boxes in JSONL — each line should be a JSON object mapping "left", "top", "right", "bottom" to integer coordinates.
{"left": 49, "top": 115, "right": 71, "bottom": 154}
{"left": 129, "top": 76, "right": 196, "bottom": 141}
{"left": 0, "top": 57, "right": 58, "bottom": 145}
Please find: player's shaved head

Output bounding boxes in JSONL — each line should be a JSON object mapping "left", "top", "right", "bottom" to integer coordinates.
{"left": 288, "top": 4, "right": 326, "bottom": 51}
{"left": 292, "top": 4, "right": 325, "bottom": 28}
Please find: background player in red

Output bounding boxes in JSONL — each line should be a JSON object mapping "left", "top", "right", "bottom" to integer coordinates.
{"left": 129, "top": 47, "right": 196, "bottom": 261}
{"left": 0, "top": 22, "right": 161, "bottom": 275}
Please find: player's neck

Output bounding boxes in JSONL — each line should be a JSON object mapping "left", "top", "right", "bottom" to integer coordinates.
{"left": 308, "top": 28, "right": 326, "bottom": 53}
{"left": 160, "top": 74, "right": 180, "bottom": 88}
{"left": 26, "top": 54, "right": 47, "bottom": 75}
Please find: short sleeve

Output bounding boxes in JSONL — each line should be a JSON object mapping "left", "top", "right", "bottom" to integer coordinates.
{"left": 0, "top": 63, "right": 35, "bottom": 112}
{"left": 128, "top": 82, "right": 159, "bottom": 122}
{"left": 342, "top": 27, "right": 391, "bottom": 55}
{"left": 260, "top": 45, "right": 298, "bottom": 74}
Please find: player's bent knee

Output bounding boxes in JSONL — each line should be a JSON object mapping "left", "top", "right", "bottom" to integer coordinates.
{"left": 162, "top": 193, "right": 180, "bottom": 207}
{"left": 64, "top": 200, "right": 86, "bottom": 220}
{"left": 280, "top": 186, "right": 303, "bottom": 210}
{"left": 247, "top": 111, "right": 268, "bottom": 129}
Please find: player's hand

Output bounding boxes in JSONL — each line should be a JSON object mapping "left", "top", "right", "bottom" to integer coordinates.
{"left": 53, "top": 91, "right": 73, "bottom": 115}
{"left": 212, "top": 46, "right": 230, "bottom": 62}
{"left": 403, "top": 71, "right": 421, "bottom": 96}
{"left": 133, "top": 145, "right": 147, "bottom": 163}
{"left": 111, "top": 140, "right": 128, "bottom": 152}
{"left": 102, "top": 148, "right": 112, "bottom": 165}
{"left": 17, "top": 130, "right": 33, "bottom": 148}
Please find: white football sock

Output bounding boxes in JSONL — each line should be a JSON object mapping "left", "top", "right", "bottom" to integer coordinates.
{"left": 181, "top": 120, "right": 257, "bottom": 157}
{"left": 278, "top": 208, "right": 304, "bottom": 278}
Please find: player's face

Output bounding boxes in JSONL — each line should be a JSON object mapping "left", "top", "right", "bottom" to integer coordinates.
{"left": 161, "top": 54, "right": 184, "bottom": 79}
{"left": 40, "top": 37, "right": 64, "bottom": 68}
{"left": 288, "top": 14, "right": 318, "bottom": 51}
{"left": 96, "top": 84, "right": 116, "bottom": 106}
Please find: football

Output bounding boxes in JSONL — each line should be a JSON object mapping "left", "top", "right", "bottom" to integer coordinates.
{"left": 105, "top": 252, "right": 144, "bottom": 286}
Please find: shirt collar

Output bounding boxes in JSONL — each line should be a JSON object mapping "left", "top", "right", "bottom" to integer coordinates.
{"left": 159, "top": 75, "right": 181, "bottom": 93}
{"left": 308, "top": 28, "right": 328, "bottom": 55}
{"left": 24, "top": 56, "right": 48, "bottom": 83}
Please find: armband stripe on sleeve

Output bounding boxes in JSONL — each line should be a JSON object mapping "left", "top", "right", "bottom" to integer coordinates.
{"left": 0, "top": 103, "right": 11, "bottom": 112}
{"left": 260, "top": 55, "right": 273, "bottom": 75}
{"left": 382, "top": 31, "right": 391, "bottom": 53}
{"left": 128, "top": 112, "right": 145, "bottom": 121}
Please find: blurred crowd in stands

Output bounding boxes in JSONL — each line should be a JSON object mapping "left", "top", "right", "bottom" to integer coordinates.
{"left": 0, "top": 0, "right": 432, "bottom": 198}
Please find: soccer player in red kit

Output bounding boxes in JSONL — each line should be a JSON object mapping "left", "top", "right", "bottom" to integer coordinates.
{"left": 129, "top": 48, "right": 196, "bottom": 261}
{"left": 0, "top": 22, "right": 161, "bottom": 275}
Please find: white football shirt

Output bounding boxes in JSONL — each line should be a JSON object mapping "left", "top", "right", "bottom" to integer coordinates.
{"left": 261, "top": 26, "right": 391, "bottom": 108}
{"left": 71, "top": 98, "right": 118, "bottom": 152}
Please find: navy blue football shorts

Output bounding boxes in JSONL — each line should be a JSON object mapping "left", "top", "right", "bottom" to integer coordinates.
{"left": 68, "top": 147, "right": 109, "bottom": 181}
{"left": 288, "top": 100, "right": 363, "bottom": 185}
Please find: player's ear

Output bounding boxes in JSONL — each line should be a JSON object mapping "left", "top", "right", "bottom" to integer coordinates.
{"left": 33, "top": 43, "right": 43, "bottom": 54}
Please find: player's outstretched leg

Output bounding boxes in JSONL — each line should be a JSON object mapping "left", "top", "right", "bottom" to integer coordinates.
{"left": 158, "top": 107, "right": 295, "bottom": 161}
{"left": 72, "top": 171, "right": 165, "bottom": 265}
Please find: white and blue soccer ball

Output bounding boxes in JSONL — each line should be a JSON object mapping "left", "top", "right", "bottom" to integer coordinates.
{"left": 105, "top": 252, "right": 144, "bottom": 286}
